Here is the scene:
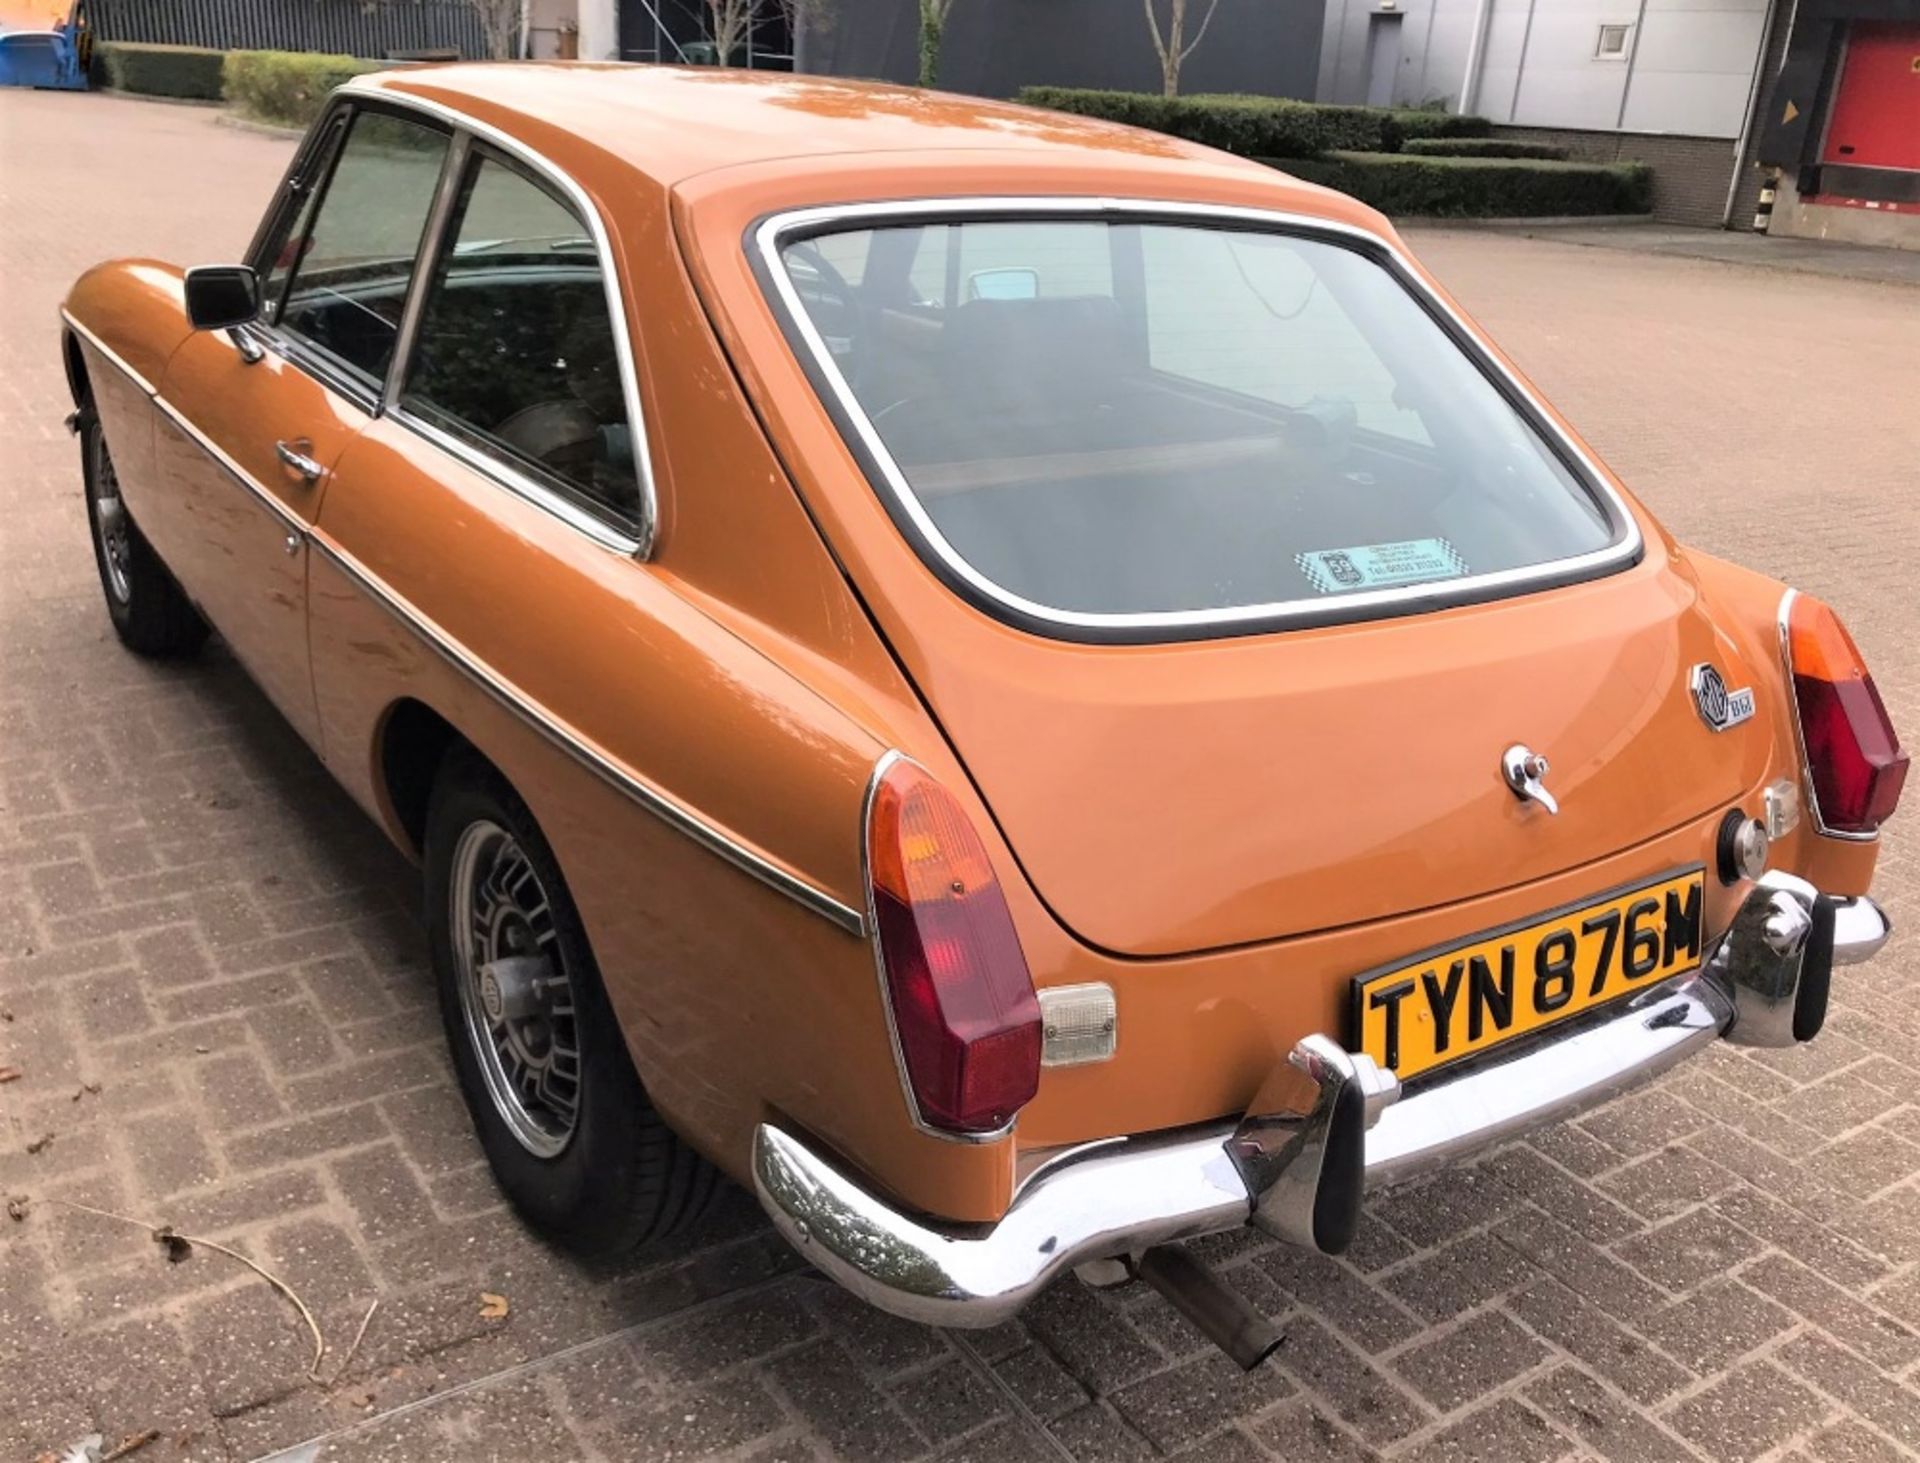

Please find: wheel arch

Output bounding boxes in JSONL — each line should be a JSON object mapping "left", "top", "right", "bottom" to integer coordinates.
{"left": 375, "top": 696, "right": 481, "bottom": 860}
{"left": 62, "top": 328, "right": 92, "bottom": 408}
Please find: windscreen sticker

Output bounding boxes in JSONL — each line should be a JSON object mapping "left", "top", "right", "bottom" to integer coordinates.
{"left": 1295, "top": 538, "right": 1468, "bottom": 595}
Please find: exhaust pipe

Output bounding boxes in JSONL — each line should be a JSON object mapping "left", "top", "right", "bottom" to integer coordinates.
{"left": 1129, "top": 1245, "right": 1285, "bottom": 1371}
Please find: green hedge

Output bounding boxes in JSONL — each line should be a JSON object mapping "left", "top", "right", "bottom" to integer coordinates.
{"left": 223, "top": 50, "right": 380, "bottom": 128}
{"left": 1015, "top": 88, "right": 1507, "bottom": 158}
{"left": 1402, "top": 136, "right": 1571, "bottom": 160}
{"left": 1386, "top": 109, "right": 1495, "bottom": 141}
{"left": 1274, "top": 151, "right": 1652, "bottom": 218}
{"left": 1016, "top": 87, "right": 1392, "bottom": 157}
{"left": 100, "top": 42, "right": 226, "bottom": 101}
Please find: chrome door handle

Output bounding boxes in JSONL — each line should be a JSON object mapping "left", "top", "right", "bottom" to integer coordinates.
{"left": 275, "top": 439, "right": 324, "bottom": 486}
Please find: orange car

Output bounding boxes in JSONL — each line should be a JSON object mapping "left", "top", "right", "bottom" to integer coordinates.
{"left": 58, "top": 65, "right": 1904, "bottom": 1363}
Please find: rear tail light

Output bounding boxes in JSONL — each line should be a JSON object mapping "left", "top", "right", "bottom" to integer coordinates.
{"left": 1784, "top": 592, "right": 1908, "bottom": 835}
{"left": 865, "top": 758, "right": 1040, "bottom": 1135}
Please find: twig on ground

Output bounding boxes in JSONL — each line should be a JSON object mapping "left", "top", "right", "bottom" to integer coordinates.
{"left": 47, "top": 1198, "right": 328, "bottom": 1379}
{"left": 328, "top": 1298, "right": 380, "bottom": 1386}
{"left": 101, "top": 1430, "right": 161, "bottom": 1461}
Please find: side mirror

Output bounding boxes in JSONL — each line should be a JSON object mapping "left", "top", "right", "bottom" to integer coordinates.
{"left": 184, "top": 264, "right": 261, "bottom": 331}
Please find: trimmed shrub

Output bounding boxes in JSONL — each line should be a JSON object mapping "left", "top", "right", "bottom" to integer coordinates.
{"left": 1015, "top": 88, "right": 1507, "bottom": 158}
{"left": 1386, "top": 108, "right": 1495, "bottom": 142}
{"left": 1402, "top": 136, "right": 1571, "bottom": 160}
{"left": 224, "top": 50, "right": 381, "bottom": 129}
{"left": 1273, "top": 151, "right": 1652, "bottom": 218}
{"left": 100, "top": 42, "right": 225, "bottom": 102}
{"left": 1016, "top": 87, "right": 1391, "bottom": 157}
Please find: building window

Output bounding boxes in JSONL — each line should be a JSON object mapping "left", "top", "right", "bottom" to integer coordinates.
{"left": 1594, "top": 23, "right": 1632, "bottom": 59}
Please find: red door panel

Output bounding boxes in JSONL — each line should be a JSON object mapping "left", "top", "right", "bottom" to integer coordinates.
{"left": 1823, "top": 22, "right": 1920, "bottom": 170}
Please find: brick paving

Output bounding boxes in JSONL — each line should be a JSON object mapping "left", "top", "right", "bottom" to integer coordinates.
{"left": 2, "top": 89, "right": 1917, "bottom": 1463}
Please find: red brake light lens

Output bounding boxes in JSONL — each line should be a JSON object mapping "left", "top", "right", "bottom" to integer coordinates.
{"left": 1787, "top": 595, "right": 1907, "bottom": 834}
{"left": 866, "top": 760, "right": 1040, "bottom": 1135}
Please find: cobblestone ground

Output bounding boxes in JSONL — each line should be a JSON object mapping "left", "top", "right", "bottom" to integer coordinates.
{"left": 2, "top": 90, "right": 1916, "bottom": 1463}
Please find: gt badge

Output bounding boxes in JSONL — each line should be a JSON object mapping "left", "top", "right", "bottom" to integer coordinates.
{"left": 1691, "top": 663, "right": 1755, "bottom": 732}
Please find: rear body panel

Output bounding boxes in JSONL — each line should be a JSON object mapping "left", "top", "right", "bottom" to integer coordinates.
{"left": 678, "top": 154, "right": 1883, "bottom": 1165}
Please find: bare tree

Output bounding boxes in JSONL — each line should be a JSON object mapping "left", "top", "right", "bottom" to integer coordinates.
{"left": 769, "top": 0, "right": 835, "bottom": 69}
{"left": 918, "top": 0, "right": 957, "bottom": 88}
{"left": 1142, "top": 0, "right": 1221, "bottom": 98}
{"left": 466, "top": 0, "right": 522, "bottom": 60}
{"left": 706, "top": 0, "right": 758, "bottom": 64}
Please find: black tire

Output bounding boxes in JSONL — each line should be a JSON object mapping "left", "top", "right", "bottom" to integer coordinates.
{"left": 79, "top": 404, "right": 208, "bottom": 658}
{"left": 424, "top": 748, "right": 720, "bottom": 1255}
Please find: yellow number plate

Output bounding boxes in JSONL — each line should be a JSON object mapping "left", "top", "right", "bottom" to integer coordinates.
{"left": 1352, "top": 868, "right": 1706, "bottom": 1083}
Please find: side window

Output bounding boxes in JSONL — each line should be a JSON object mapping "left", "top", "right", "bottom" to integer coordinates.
{"left": 401, "top": 153, "right": 638, "bottom": 524}
{"left": 276, "top": 110, "right": 450, "bottom": 389}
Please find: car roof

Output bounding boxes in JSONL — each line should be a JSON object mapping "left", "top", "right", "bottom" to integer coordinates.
{"left": 351, "top": 62, "right": 1346, "bottom": 205}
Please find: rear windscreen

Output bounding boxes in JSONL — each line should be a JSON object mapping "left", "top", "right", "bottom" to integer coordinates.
{"left": 769, "top": 216, "right": 1630, "bottom": 634}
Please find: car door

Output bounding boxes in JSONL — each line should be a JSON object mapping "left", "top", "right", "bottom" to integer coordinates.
{"left": 152, "top": 103, "right": 453, "bottom": 749}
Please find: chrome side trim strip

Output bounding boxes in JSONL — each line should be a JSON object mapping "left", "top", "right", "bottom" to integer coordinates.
{"left": 1775, "top": 587, "right": 1876, "bottom": 843}
{"left": 59, "top": 309, "right": 158, "bottom": 397}
{"left": 152, "top": 393, "right": 308, "bottom": 538}
{"left": 754, "top": 198, "right": 1646, "bottom": 640}
{"left": 337, "top": 79, "right": 661, "bottom": 559}
{"left": 307, "top": 531, "right": 866, "bottom": 936}
{"left": 389, "top": 405, "right": 642, "bottom": 556}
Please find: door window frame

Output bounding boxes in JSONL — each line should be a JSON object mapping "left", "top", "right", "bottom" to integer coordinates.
{"left": 239, "top": 88, "right": 659, "bottom": 558}
{"left": 389, "top": 140, "right": 649, "bottom": 549}
{"left": 243, "top": 99, "right": 456, "bottom": 415}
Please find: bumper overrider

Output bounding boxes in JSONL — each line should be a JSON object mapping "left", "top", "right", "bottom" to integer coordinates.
{"left": 752, "top": 872, "right": 1890, "bottom": 1329}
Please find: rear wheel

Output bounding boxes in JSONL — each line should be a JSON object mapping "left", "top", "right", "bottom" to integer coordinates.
{"left": 80, "top": 406, "right": 207, "bottom": 658}
{"left": 425, "top": 749, "right": 720, "bottom": 1254}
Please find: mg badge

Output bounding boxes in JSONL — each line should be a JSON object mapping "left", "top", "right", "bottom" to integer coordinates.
{"left": 1691, "top": 663, "right": 1755, "bottom": 732}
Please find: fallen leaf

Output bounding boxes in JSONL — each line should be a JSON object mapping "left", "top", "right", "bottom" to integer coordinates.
{"left": 478, "top": 1292, "right": 509, "bottom": 1320}
{"left": 153, "top": 1228, "right": 193, "bottom": 1264}
{"left": 8, "top": 1196, "right": 28, "bottom": 1222}
{"left": 0, "top": 1065, "right": 22, "bottom": 1083}
{"left": 26, "top": 1133, "right": 54, "bottom": 1155}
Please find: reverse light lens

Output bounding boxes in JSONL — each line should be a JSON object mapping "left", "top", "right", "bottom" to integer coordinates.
{"left": 867, "top": 760, "right": 1040, "bottom": 1134}
{"left": 1787, "top": 595, "right": 1908, "bottom": 834}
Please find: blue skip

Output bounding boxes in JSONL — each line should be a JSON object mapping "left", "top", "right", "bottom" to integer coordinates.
{"left": 0, "top": 1, "right": 92, "bottom": 90}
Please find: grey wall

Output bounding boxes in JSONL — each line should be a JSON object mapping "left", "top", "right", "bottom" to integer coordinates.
{"left": 1321, "top": 0, "right": 1772, "bottom": 138}
{"left": 806, "top": 0, "right": 1325, "bottom": 101}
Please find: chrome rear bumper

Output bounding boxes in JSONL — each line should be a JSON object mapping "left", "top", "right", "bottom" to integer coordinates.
{"left": 753, "top": 872, "right": 1889, "bottom": 1328}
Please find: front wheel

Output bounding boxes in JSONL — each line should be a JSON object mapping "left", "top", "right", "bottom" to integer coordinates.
{"left": 80, "top": 406, "right": 207, "bottom": 658}
{"left": 424, "top": 749, "right": 720, "bottom": 1255}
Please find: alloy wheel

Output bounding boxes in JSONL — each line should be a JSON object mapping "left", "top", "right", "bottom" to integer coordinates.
{"left": 449, "top": 819, "right": 583, "bottom": 1157}
{"left": 88, "top": 427, "right": 133, "bottom": 605}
